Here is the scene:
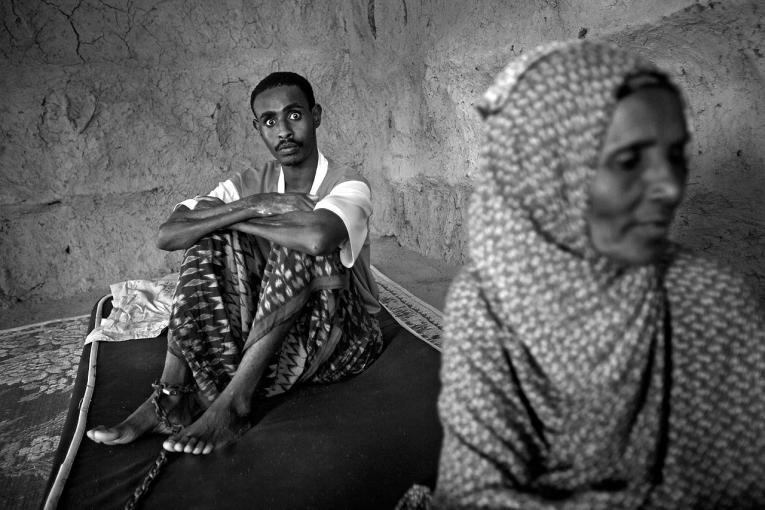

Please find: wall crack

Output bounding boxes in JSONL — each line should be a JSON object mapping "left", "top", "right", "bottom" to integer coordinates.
{"left": 367, "top": 0, "right": 376, "bottom": 38}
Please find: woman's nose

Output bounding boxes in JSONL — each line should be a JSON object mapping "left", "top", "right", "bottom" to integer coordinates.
{"left": 646, "top": 155, "right": 685, "bottom": 205}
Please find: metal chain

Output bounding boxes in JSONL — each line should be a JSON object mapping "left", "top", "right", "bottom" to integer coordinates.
{"left": 150, "top": 379, "right": 196, "bottom": 434}
{"left": 123, "top": 449, "right": 172, "bottom": 510}
{"left": 123, "top": 380, "right": 195, "bottom": 509}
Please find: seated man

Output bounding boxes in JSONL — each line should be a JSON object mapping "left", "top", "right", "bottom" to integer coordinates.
{"left": 86, "top": 71, "right": 383, "bottom": 455}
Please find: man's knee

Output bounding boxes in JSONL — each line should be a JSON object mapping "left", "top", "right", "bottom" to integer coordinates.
{"left": 176, "top": 234, "right": 238, "bottom": 278}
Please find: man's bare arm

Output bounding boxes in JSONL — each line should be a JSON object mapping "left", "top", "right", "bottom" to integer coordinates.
{"left": 230, "top": 209, "right": 348, "bottom": 256}
{"left": 156, "top": 193, "right": 316, "bottom": 251}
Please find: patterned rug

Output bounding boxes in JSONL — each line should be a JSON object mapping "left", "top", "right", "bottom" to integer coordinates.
{"left": 372, "top": 266, "right": 443, "bottom": 351}
{"left": 0, "top": 267, "right": 443, "bottom": 510}
{"left": 0, "top": 315, "right": 89, "bottom": 510}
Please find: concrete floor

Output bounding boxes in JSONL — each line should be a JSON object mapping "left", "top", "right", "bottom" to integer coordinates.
{"left": 0, "top": 236, "right": 461, "bottom": 330}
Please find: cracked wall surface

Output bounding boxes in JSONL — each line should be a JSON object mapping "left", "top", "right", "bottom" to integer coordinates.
{"left": 1, "top": 0, "right": 764, "bottom": 307}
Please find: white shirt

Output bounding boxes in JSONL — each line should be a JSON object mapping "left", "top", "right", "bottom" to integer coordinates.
{"left": 176, "top": 152, "right": 371, "bottom": 268}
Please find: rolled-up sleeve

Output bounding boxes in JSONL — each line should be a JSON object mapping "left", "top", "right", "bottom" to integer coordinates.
{"left": 174, "top": 179, "right": 241, "bottom": 210}
{"left": 314, "top": 180, "right": 372, "bottom": 268}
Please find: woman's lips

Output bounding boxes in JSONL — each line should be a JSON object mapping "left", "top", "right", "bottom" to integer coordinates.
{"left": 632, "top": 220, "right": 671, "bottom": 237}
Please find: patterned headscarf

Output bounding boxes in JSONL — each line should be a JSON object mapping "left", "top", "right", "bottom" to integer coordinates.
{"left": 436, "top": 39, "right": 765, "bottom": 508}
{"left": 472, "top": 39, "right": 669, "bottom": 493}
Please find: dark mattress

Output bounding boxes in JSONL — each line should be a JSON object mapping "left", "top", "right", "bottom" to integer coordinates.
{"left": 43, "top": 297, "right": 443, "bottom": 509}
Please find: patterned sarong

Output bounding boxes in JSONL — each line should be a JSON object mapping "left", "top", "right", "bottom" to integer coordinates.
{"left": 166, "top": 231, "right": 383, "bottom": 406}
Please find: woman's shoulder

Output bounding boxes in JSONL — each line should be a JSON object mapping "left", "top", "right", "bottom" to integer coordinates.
{"left": 444, "top": 266, "right": 490, "bottom": 317}
{"left": 666, "top": 248, "right": 752, "bottom": 294}
{"left": 666, "top": 247, "right": 764, "bottom": 325}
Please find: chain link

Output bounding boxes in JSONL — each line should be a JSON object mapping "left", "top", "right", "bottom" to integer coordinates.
{"left": 123, "top": 449, "right": 172, "bottom": 510}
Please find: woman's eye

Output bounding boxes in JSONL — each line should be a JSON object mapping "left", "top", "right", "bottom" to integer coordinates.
{"left": 669, "top": 146, "right": 687, "bottom": 166}
{"left": 264, "top": 118, "right": 276, "bottom": 127}
{"left": 613, "top": 150, "right": 641, "bottom": 172}
{"left": 669, "top": 147, "right": 689, "bottom": 176}
{"left": 288, "top": 112, "right": 302, "bottom": 121}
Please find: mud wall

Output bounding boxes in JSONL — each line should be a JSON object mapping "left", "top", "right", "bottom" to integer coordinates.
{"left": 1, "top": 0, "right": 763, "bottom": 306}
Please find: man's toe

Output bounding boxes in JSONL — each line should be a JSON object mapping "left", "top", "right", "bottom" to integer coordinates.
{"left": 162, "top": 437, "right": 177, "bottom": 452}
{"left": 192, "top": 440, "right": 206, "bottom": 455}
{"left": 88, "top": 426, "right": 116, "bottom": 443}
{"left": 185, "top": 437, "right": 200, "bottom": 454}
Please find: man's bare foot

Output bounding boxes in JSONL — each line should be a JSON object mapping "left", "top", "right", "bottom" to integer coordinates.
{"left": 159, "top": 317, "right": 292, "bottom": 454}
{"left": 162, "top": 395, "right": 250, "bottom": 455}
{"left": 86, "top": 390, "right": 195, "bottom": 445}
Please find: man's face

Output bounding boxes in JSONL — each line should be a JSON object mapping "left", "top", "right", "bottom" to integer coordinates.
{"left": 251, "top": 85, "right": 321, "bottom": 167}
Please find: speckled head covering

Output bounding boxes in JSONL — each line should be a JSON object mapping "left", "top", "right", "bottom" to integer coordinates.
{"left": 435, "top": 39, "right": 765, "bottom": 509}
{"left": 471, "top": 39, "right": 670, "bottom": 493}
{"left": 473, "top": 39, "right": 665, "bottom": 259}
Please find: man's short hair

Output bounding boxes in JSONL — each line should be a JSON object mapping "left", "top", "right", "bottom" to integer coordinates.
{"left": 250, "top": 72, "right": 316, "bottom": 114}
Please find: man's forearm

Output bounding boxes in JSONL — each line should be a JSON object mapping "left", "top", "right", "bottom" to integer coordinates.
{"left": 157, "top": 206, "right": 257, "bottom": 251}
{"left": 230, "top": 210, "right": 347, "bottom": 256}
{"left": 157, "top": 193, "right": 316, "bottom": 252}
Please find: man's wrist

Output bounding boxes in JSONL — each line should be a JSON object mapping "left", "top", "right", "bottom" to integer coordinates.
{"left": 229, "top": 200, "right": 258, "bottom": 216}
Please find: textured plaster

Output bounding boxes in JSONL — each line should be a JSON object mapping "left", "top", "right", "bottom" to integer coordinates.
{"left": 1, "top": 0, "right": 764, "bottom": 307}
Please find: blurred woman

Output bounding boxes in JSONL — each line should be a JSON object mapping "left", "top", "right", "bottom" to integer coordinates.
{"left": 434, "top": 40, "right": 765, "bottom": 509}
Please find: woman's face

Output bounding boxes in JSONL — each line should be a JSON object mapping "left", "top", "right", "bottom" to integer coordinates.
{"left": 587, "top": 87, "right": 689, "bottom": 265}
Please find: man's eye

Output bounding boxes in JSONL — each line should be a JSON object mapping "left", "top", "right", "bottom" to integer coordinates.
{"left": 288, "top": 112, "right": 302, "bottom": 121}
{"left": 264, "top": 118, "right": 276, "bottom": 127}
